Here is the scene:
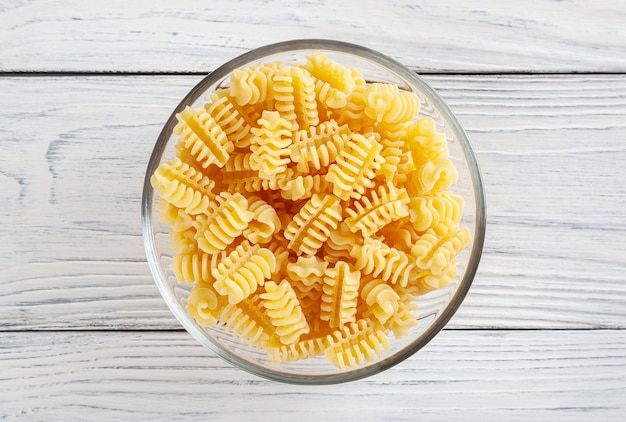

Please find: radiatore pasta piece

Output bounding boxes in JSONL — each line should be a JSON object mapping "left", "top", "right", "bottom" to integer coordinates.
{"left": 151, "top": 51, "right": 471, "bottom": 369}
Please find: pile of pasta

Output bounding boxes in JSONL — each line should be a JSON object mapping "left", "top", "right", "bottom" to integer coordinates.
{"left": 151, "top": 51, "right": 471, "bottom": 370}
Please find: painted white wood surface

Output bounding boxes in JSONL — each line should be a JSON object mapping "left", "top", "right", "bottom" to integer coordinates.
{"left": 1, "top": 75, "right": 625, "bottom": 331}
{"left": 1, "top": 1, "right": 626, "bottom": 419}
{"left": 2, "top": 330, "right": 625, "bottom": 420}
{"left": 1, "top": 0, "right": 626, "bottom": 73}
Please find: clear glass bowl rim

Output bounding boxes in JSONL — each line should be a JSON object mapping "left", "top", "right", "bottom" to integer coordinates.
{"left": 141, "top": 39, "right": 487, "bottom": 384}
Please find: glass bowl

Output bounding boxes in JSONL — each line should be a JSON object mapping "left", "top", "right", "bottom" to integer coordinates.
{"left": 142, "top": 39, "right": 486, "bottom": 384}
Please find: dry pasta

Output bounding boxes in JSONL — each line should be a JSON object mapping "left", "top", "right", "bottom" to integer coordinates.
{"left": 151, "top": 51, "right": 471, "bottom": 369}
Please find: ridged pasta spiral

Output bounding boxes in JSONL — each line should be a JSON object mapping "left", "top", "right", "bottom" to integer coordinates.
{"left": 187, "top": 284, "right": 228, "bottom": 327}
{"left": 170, "top": 252, "right": 215, "bottom": 284}
{"left": 359, "top": 277, "right": 400, "bottom": 325}
{"left": 205, "top": 90, "right": 252, "bottom": 145}
{"left": 150, "top": 157, "right": 216, "bottom": 215}
{"left": 283, "top": 193, "right": 344, "bottom": 256}
{"left": 386, "top": 295, "right": 418, "bottom": 338}
{"left": 350, "top": 237, "right": 418, "bottom": 287}
{"left": 242, "top": 195, "right": 282, "bottom": 244}
{"left": 175, "top": 106, "right": 234, "bottom": 168}
{"left": 344, "top": 182, "right": 411, "bottom": 237}
{"left": 325, "top": 133, "right": 385, "bottom": 201}
{"left": 278, "top": 174, "right": 334, "bottom": 201}
{"left": 409, "top": 191, "right": 464, "bottom": 233}
{"left": 169, "top": 228, "right": 198, "bottom": 254}
{"left": 404, "top": 115, "right": 458, "bottom": 196}
{"left": 324, "top": 319, "right": 389, "bottom": 370}
{"left": 157, "top": 199, "right": 190, "bottom": 231}
{"left": 261, "top": 280, "right": 310, "bottom": 345}
{"left": 376, "top": 122, "right": 408, "bottom": 182}
{"left": 286, "top": 255, "right": 328, "bottom": 318}
{"left": 406, "top": 116, "right": 448, "bottom": 165}
{"left": 265, "top": 335, "right": 328, "bottom": 364}
{"left": 290, "top": 120, "right": 351, "bottom": 173}
{"left": 364, "top": 83, "right": 420, "bottom": 125}
{"left": 322, "top": 222, "right": 362, "bottom": 263}
{"left": 303, "top": 51, "right": 357, "bottom": 108}
{"left": 272, "top": 67, "right": 298, "bottom": 131}
{"left": 336, "top": 84, "right": 375, "bottom": 131}
{"left": 290, "top": 66, "right": 319, "bottom": 129}
{"left": 210, "top": 89, "right": 262, "bottom": 148}
{"left": 218, "top": 293, "right": 274, "bottom": 346}
{"left": 221, "top": 152, "right": 275, "bottom": 193}
{"left": 379, "top": 219, "right": 420, "bottom": 253}
{"left": 212, "top": 240, "right": 277, "bottom": 304}
{"left": 229, "top": 62, "right": 282, "bottom": 106}
{"left": 416, "top": 258, "right": 459, "bottom": 292}
{"left": 290, "top": 278, "right": 324, "bottom": 321}
{"left": 192, "top": 192, "right": 254, "bottom": 254}
{"left": 320, "top": 261, "right": 361, "bottom": 328}
{"left": 406, "top": 156, "right": 459, "bottom": 197}
{"left": 411, "top": 222, "right": 471, "bottom": 276}
{"left": 286, "top": 255, "right": 328, "bottom": 287}
{"left": 250, "top": 111, "right": 293, "bottom": 179}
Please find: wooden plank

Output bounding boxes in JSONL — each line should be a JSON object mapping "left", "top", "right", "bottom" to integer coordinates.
{"left": 1, "top": 0, "right": 626, "bottom": 73}
{"left": 1, "top": 329, "right": 625, "bottom": 420}
{"left": 1, "top": 75, "right": 625, "bottom": 330}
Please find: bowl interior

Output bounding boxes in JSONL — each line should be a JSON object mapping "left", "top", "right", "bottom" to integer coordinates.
{"left": 142, "top": 39, "right": 485, "bottom": 384}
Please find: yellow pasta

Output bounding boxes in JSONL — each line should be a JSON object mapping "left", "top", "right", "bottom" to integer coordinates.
{"left": 192, "top": 192, "right": 254, "bottom": 254}
{"left": 344, "top": 182, "right": 410, "bottom": 237}
{"left": 336, "top": 84, "right": 375, "bottom": 131}
{"left": 221, "top": 151, "right": 269, "bottom": 193}
{"left": 303, "top": 51, "right": 358, "bottom": 109}
{"left": 406, "top": 116, "right": 448, "bottom": 165}
{"left": 385, "top": 296, "right": 419, "bottom": 339}
{"left": 187, "top": 284, "right": 228, "bottom": 327}
{"left": 212, "top": 240, "right": 277, "bottom": 304}
{"left": 324, "top": 319, "right": 389, "bottom": 370}
{"left": 325, "top": 133, "right": 385, "bottom": 201}
{"left": 169, "top": 227, "right": 198, "bottom": 254}
{"left": 250, "top": 111, "right": 293, "bottom": 180}
{"left": 290, "top": 120, "right": 350, "bottom": 173}
{"left": 170, "top": 252, "right": 215, "bottom": 284}
{"left": 411, "top": 221, "right": 471, "bottom": 276}
{"left": 364, "top": 83, "right": 420, "bottom": 125}
{"left": 206, "top": 90, "right": 253, "bottom": 146}
{"left": 151, "top": 51, "right": 472, "bottom": 370}
{"left": 359, "top": 277, "right": 400, "bottom": 325}
{"left": 406, "top": 156, "right": 459, "bottom": 196}
{"left": 286, "top": 255, "right": 328, "bottom": 285}
{"left": 229, "top": 62, "right": 283, "bottom": 106}
{"left": 278, "top": 173, "right": 334, "bottom": 201}
{"left": 409, "top": 191, "right": 464, "bottom": 233}
{"left": 290, "top": 66, "right": 319, "bottom": 129}
{"left": 283, "top": 193, "right": 344, "bottom": 256}
{"left": 320, "top": 261, "right": 361, "bottom": 328}
{"left": 265, "top": 335, "right": 328, "bottom": 364}
{"left": 242, "top": 195, "right": 282, "bottom": 244}
{"left": 272, "top": 66, "right": 298, "bottom": 131}
{"left": 175, "top": 105, "right": 234, "bottom": 168}
{"left": 261, "top": 280, "right": 310, "bottom": 345}
{"left": 218, "top": 293, "right": 274, "bottom": 346}
{"left": 210, "top": 89, "right": 261, "bottom": 148}
{"left": 350, "top": 237, "right": 418, "bottom": 287}
{"left": 322, "top": 222, "right": 363, "bottom": 263}
{"left": 151, "top": 157, "right": 216, "bottom": 215}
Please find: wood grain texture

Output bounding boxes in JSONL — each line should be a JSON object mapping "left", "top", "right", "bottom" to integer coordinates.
{"left": 1, "top": 74, "right": 625, "bottom": 331}
{"left": 1, "top": 329, "right": 625, "bottom": 420}
{"left": 1, "top": 0, "right": 626, "bottom": 73}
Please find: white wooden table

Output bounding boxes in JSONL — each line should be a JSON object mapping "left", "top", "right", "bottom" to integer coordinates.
{"left": 2, "top": 1, "right": 625, "bottom": 420}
